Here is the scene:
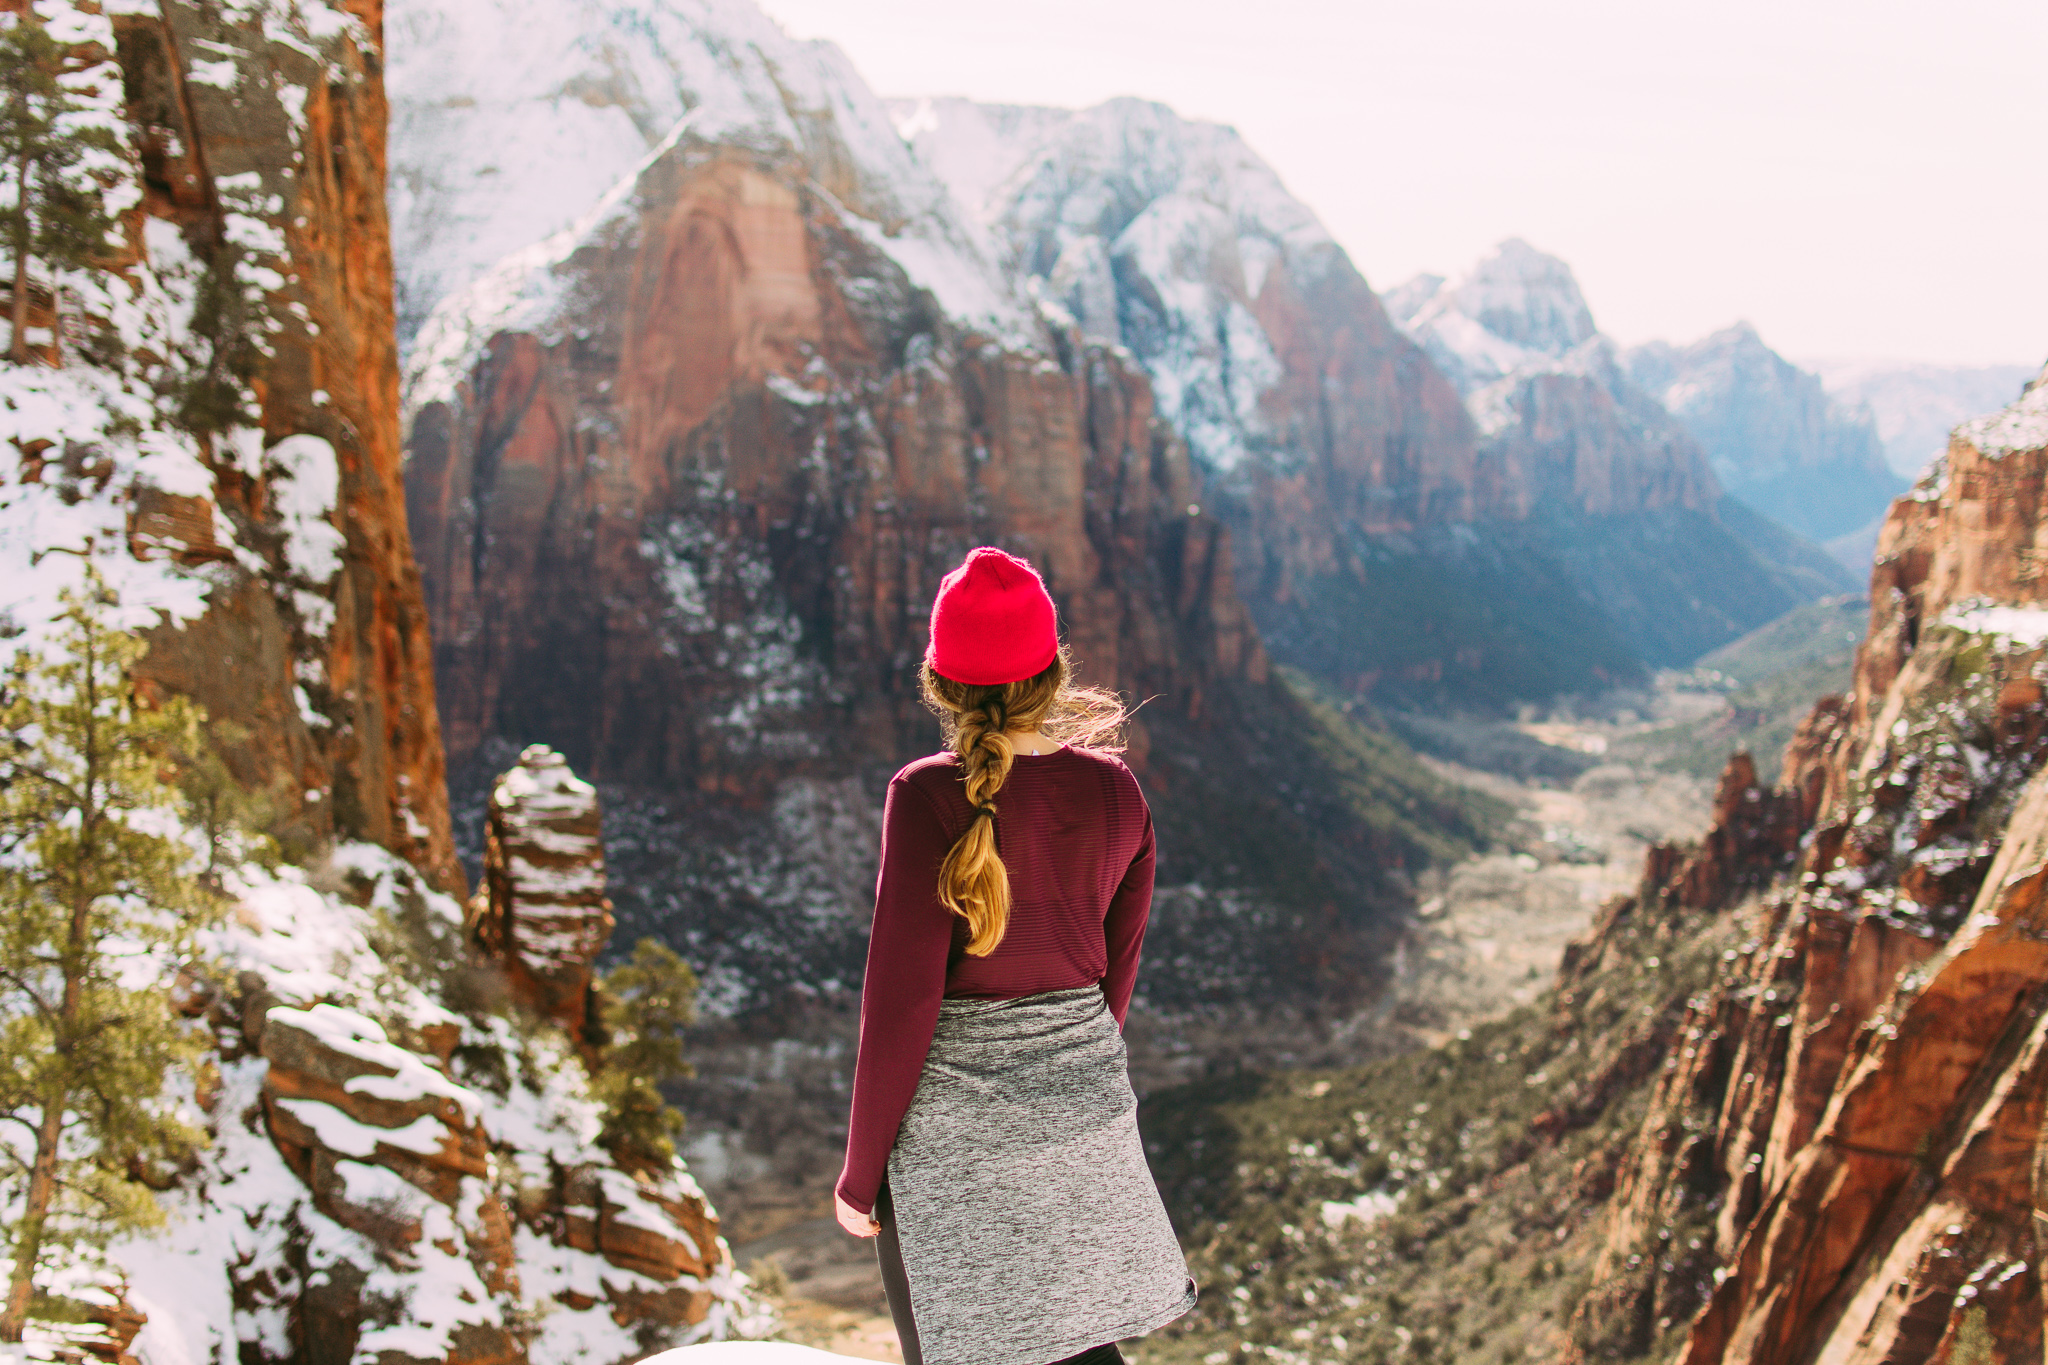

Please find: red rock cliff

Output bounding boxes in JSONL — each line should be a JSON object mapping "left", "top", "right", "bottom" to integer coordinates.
{"left": 108, "top": 0, "right": 459, "bottom": 891}
{"left": 1568, "top": 365, "right": 2048, "bottom": 1363}
{"left": 404, "top": 147, "right": 1263, "bottom": 793}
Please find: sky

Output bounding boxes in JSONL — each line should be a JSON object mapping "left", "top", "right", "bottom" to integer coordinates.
{"left": 755, "top": 0, "right": 2047, "bottom": 368}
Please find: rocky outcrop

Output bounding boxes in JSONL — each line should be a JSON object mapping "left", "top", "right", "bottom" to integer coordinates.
{"left": 1, "top": 3, "right": 761, "bottom": 1361}
{"left": 1566, "top": 362, "right": 2048, "bottom": 1362}
{"left": 471, "top": 745, "right": 615, "bottom": 1040}
{"left": 103, "top": 0, "right": 461, "bottom": 892}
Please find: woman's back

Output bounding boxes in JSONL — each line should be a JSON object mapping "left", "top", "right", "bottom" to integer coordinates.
{"left": 892, "top": 745, "right": 1154, "bottom": 1004}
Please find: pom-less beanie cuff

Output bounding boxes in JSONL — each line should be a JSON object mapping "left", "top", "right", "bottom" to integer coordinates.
{"left": 925, "top": 546, "right": 1060, "bottom": 686}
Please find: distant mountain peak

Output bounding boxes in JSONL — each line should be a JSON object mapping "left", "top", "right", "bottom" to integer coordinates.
{"left": 1388, "top": 238, "right": 1603, "bottom": 393}
{"left": 1442, "top": 237, "right": 1598, "bottom": 357}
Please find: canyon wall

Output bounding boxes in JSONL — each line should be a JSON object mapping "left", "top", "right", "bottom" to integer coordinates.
{"left": 389, "top": 0, "right": 1500, "bottom": 1208}
{"left": 402, "top": 146, "right": 1258, "bottom": 794}
{"left": 107, "top": 0, "right": 459, "bottom": 892}
{"left": 1, "top": 2, "right": 758, "bottom": 1360}
{"left": 1569, "top": 365, "right": 2048, "bottom": 1362}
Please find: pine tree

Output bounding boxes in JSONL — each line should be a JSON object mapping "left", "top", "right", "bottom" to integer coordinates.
{"left": 591, "top": 939, "right": 698, "bottom": 1169}
{"left": 1, "top": 7, "right": 124, "bottom": 366}
{"left": 0, "top": 583, "right": 221, "bottom": 1342}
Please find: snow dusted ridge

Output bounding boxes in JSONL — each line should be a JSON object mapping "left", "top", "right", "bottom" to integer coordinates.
{"left": 1960, "top": 360, "right": 2048, "bottom": 459}
{"left": 1389, "top": 239, "right": 1597, "bottom": 389}
{"left": 388, "top": 0, "right": 1026, "bottom": 401}
{"left": 890, "top": 95, "right": 1337, "bottom": 475}
{"left": 1385, "top": 237, "right": 1617, "bottom": 409}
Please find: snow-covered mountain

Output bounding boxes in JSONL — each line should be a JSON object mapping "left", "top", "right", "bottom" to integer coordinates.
{"left": 1387, "top": 239, "right": 1717, "bottom": 513}
{"left": 889, "top": 96, "right": 1458, "bottom": 492}
{"left": 1384, "top": 239, "right": 1599, "bottom": 393}
{"left": 1628, "top": 323, "right": 1903, "bottom": 545}
{"left": 385, "top": 0, "right": 1023, "bottom": 359}
{"left": 1810, "top": 359, "right": 2041, "bottom": 479}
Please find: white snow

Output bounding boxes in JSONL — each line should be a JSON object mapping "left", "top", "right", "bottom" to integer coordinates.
{"left": 1958, "top": 364, "right": 2048, "bottom": 458}
{"left": 273, "top": 1098, "right": 450, "bottom": 1158}
{"left": 1319, "top": 1189, "right": 1401, "bottom": 1231}
{"left": 388, "top": 0, "right": 1026, "bottom": 399}
{"left": 891, "top": 95, "right": 1333, "bottom": 475}
{"left": 1940, "top": 602, "right": 2048, "bottom": 646}
{"left": 1388, "top": 238, "right": 1604, "bottom": 395}
{"left": 644, "top": 1347, "right": 866, "bottom": 1364}
{"left": 265, "top": 434, "right": 345, "bottom": 587}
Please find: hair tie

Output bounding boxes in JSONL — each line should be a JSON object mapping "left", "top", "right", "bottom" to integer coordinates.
{"left": 971, "top": 805, "right": 996, "bottom": 822}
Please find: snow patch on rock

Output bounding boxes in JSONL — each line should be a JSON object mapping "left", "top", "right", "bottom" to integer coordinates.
{"left": 1959, "top": 362, "right": 2048, "bottom": 459}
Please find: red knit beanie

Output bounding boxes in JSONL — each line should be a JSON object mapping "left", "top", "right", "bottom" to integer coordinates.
{"left": 926, "top": 547, "right": 1060, "bottom": 686}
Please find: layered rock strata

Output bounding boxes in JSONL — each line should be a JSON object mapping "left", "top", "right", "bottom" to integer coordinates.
{"left": 0, "top": 2, "right": 757, "bottom": 1359}
{"left": 106, "top": 0, "right": 460, "bottom": 891}
{"left": 1568, "top": 363, "right": 2048, "bottom": 1362}
{"left": 471, "top": 745, "right": 616, "bottom": 1040}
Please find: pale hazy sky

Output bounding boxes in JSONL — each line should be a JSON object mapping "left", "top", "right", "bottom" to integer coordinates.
{"left": 756, "top": 0, "right": 2046, "bottom": 368}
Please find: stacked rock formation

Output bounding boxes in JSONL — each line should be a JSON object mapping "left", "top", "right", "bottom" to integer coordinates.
{"left": 471, "top": 745, "right": 616, "bottom": 1042}
{"left": 1566, "top": 364, "right": 2048, "bottom": 1362}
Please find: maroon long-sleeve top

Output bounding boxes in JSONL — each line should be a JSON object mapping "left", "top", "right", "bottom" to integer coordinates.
{"left": 835, "top": 744, "right": 1157, "bottom": 1215}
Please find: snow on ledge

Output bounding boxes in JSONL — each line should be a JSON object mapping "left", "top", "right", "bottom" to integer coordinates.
{"left": 1958, "top": 364, "right": 2048, "bottom": 458}
{"left": 1940, "top": 601, "right": 2048, "bottom": 647}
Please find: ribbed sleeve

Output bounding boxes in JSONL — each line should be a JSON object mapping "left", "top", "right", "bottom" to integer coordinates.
{"left": 836, "top": 779, "right": 956, "bottom": 1215}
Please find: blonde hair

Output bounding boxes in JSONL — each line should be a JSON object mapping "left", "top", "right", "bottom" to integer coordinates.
{"left": 919, "top": 645, "right": 1127, "bottom": 955}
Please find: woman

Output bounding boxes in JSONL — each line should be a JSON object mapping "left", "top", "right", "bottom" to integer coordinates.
{"left": 834, "top": 546, "right": 1196, "bottom": 1365}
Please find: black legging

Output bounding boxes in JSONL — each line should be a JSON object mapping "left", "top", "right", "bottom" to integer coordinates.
{"left": 874, "top": 1181, "right": 1125, "bottom": 1365}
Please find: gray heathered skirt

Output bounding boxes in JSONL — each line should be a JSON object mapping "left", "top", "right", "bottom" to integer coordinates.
{"left": 885, "top": 985, "right": 1197, "bottom": 1365}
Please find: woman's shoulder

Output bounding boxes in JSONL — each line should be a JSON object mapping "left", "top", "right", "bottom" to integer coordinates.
{"left": 1058, "top": 744, "right": 1143, "bottom": 794}
{"left": 890, "top": 752, "right": 964, "bottom": 803}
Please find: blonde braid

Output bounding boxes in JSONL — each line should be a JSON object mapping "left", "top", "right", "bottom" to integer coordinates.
{"left": 937, "top": 693, "right": 1016, "bottom": 954}
{"left": 920, "top": 645, "right": 1127, "bottom": 956}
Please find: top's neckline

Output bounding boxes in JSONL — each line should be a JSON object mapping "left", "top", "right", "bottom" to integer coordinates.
{"left": 1011, "top": 742, "right": 1068, "bottom": 760}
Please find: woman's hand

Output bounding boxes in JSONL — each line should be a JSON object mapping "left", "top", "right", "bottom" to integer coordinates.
{"left": 835, "top": 1193, "right": 881, "bottom": 1238}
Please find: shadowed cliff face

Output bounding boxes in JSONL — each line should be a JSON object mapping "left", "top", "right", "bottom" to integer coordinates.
{"left": 107, "top": 0, "right": 459, "bottom": 891}
{"left": 1565, "top": 366, "right": 2048, "bottom": 1363}
{"left": 404, "top": 149, "right": 1262, "bottom": 796}
{"left": 395, "top": 104, "right": 1521, "bottom": 1222}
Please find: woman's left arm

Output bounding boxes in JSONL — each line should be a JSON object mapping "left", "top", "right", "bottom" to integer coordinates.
{"left": 835, "top": 778, "right": 957, "bottom": 1227}
{"left": 1100, "top": 803, "right": 1156, "bottom": 1028}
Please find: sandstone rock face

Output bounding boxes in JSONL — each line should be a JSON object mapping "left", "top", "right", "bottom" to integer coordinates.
{"left": 1567, "top": 363, "right": 2048, "bottom": 1362}
{"left": 404, "top": 139, "right": 1259, "bottom": 794}
{"left": 101, "top": 0, "right": 460, "bottom": 892}
{"left": 471, "top": 745, "right": 615, "bottom": 1039}
{"left": 2, "top": 5, "right": 762, "bottom": 1360}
